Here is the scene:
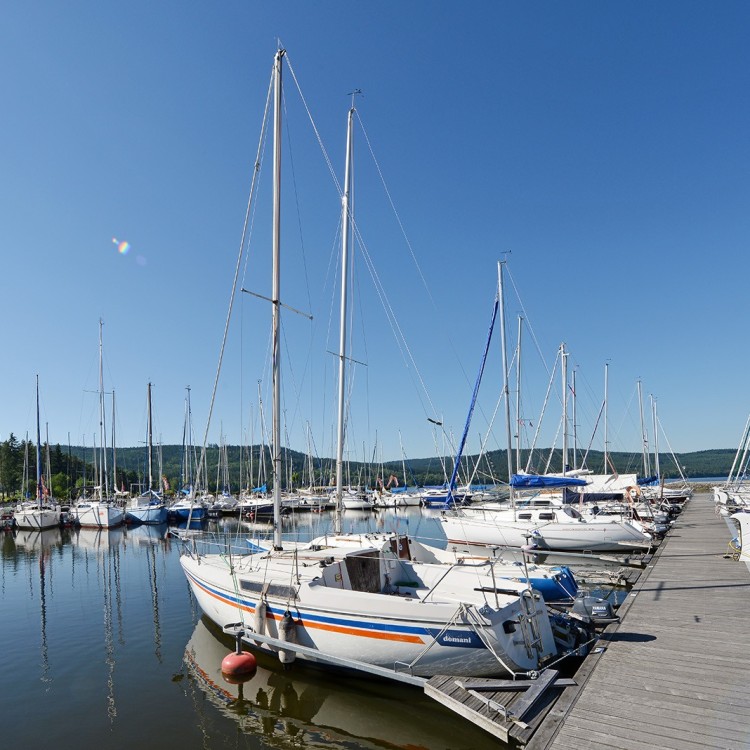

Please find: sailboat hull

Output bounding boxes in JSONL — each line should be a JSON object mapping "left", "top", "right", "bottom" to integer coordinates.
{"left": 126, "top": 505, "right": 168, "bottom": 525}
{"left": 73, "top": 502, "right": 124, "bottom": 528}
{"left": 180, "top": 548, "right": 561, "bottom": 678}
{"left": 169, "top": 502, "right": 207, "bottom": 521}
{"left": 14, "top": 506, "right": 61, "bottom": 531}
{"left": 441, "top": 513, "right": 652, "bottom": 552}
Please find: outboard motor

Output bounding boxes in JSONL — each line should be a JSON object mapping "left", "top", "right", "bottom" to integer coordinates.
{"left": 571, "top": 590, "right": 620, "bottom": 626}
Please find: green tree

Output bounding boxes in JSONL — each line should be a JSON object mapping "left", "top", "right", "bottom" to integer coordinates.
{"left": 51, "top": 472, "right": 69, "bottom": 499}
{"left": 0, "top": 433, "right": 24, "bottom": 498}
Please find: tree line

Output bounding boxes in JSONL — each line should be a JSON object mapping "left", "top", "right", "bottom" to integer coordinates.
{"left": 0, "top": 434, "right": 737, "bottom": 502}
{"left": 0, "top": 433, "right": 139, "bottom": 501}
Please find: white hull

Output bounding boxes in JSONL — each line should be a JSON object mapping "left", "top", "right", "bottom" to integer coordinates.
{"left": 372, "top": 492, "right": 422, "bottom": 508}
{"left": 180, "top": 541, "right": 563, "bottom": 678}
{"left": 73, "top": 501, "right": 124, "bottom": 528}
{"left": 729, "top": 511, "right": 750, "bottom": 562}
{"left": 441, "top": 510, "right": 652, "bottom": 552}
{"left": 14, "top": 505, "right": 61, "bottom": 530}
{"left": 341, "top": 498, "right": 375, "bottom": 510}
{"left": 237, "top": 497, "right": 275, "bottom": 515}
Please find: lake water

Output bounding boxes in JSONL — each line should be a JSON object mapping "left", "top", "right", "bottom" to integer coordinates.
{"left": 0, "top": 507, "right": 623, "bottom": 749}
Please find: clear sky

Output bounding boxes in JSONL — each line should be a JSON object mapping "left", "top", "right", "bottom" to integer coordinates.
{"left": 1, "top": 2, "right": 748, "bottom": 470}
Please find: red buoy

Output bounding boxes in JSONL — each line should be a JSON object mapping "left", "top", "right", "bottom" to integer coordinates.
{"left": 221, "top": 650, "right": 257, "bottom": 680}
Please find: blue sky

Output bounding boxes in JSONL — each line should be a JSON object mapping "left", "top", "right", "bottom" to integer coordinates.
{"left": 1, "top": 2, "right": 748, "bottom": 469}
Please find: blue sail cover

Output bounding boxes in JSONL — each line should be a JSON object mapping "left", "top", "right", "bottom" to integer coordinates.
{"left": 637, "top": 475, "right": 659, "bottom": 485}
{"left": 510, "top": 474, "right": 587, "bottom": 488}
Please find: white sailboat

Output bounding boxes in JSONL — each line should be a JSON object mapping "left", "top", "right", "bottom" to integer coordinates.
{"left": 440, "top": 263, "right": 654, "bottom": 554}
{"left": 169, "top": 386, "right": 208, "bottom": 521}
{"left": 14, "top": 376, "right": 61, "bottom": 531}
{"left": 178, "top": 51, "right": 587, "bottom": 679}
{"left": 72, "top": 320, "right": 124, "bottom": 529}
{"left": 125, "top": 382, "right": 168, "bottom": 524}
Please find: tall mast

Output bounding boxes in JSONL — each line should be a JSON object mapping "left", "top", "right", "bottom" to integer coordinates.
{"left": 651, "top": 395, "right": 660, "bottom": 480}
{"left": 98, "top": 319, "right": 109, "bottom": 499}
{"left": 180, "top": 389, "right": 187, "bottom": 491}
{"left": 497, "top": 261, "right": 513, "bottom": 498}
{"left": 334, "top": 104, "right": 355, "bottom": 535}
{"left": 571, "top": 368, "right": 578, "bottom": 470}
{"left": 561, "top": 343, "right": 568, "bottom": 474}
{"left": 399, "top": 430, "right": 407, "bottom": 487}
{"left": 112, "top": 390, "right": 117, "bottom": 493}
{"left": 603, "top": 362, "right": 609, "bottom": 474}
{"left": 67, "top": 431, "right": 72, "bottom": 501}
{"left": 45, "top": 422, "right": 51, "bottom": 497}
{"left": 271, "top": 49, "right": 284, "bottom": 549}
{"left": 638, "top": 379, "right": 650, "bottom": 477}
{"left": 147, "top": 382, "right": 153, "bottom": 491}
{"left": 35, "top": 375, "right": 42, "bottom": 505}
{"left": 82, "top": 434, "right": 87, "bottom": 496}
{"left": 515, "top": 316, "right": 522, "bottom": 474}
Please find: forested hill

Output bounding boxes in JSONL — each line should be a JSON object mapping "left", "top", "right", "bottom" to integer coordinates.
{"left": 0, "top": 434, "right": 734, "bottom": 500}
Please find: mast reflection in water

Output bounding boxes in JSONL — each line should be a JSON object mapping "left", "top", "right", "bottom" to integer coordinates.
{"left": 1, "top": 509, "right": 580, "bottom": 748}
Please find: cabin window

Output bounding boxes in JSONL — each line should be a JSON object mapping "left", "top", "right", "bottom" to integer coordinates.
{"left": 538, "top": 512, "right": 556, "bottom": 521}
{"left": 518, "top": 513, "right": 532, "bottom": 520}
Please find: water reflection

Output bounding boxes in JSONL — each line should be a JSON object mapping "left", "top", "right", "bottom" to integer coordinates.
{"left": 73, "top": 525, "right": 125, "bottom": 552}
{"left": 124, "top": 523, "right": 169, "bottom": 661}
{"left": 4, "top": 528, "right": 66, "bottom": 690}
{"left": 184, "top": 617, "right": 499, "bottom": 750}
{"left": 13, "top": 526, "right": 65, "bottom": 553}
{"left": 0, "top": 506, "right": 628, "bottom": 748}
{"left": 67, "top": 526, "right": 126, "bottom": 722}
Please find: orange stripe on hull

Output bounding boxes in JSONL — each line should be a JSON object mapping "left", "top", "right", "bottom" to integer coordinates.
{"left": 193, "top": 578, "right": 425, "bottom": 644}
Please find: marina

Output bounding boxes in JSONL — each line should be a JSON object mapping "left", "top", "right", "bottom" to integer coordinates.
{"left": 2, "top": 7, "right": 749, "bottom": 750}
{"left": 3, "top": 492, "right": 744, "bottom": 748}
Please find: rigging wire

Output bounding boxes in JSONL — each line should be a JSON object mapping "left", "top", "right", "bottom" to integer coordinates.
{"left": 194, "top": 62, "right": 274, "bottom": 496}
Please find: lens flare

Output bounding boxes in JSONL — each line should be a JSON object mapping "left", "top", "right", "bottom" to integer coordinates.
{"left": 112, "top": 237, "right": 130, "bottom": 255}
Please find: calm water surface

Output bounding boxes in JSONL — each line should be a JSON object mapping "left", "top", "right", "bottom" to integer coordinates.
{"left": 0, "top": 508, "right": 622, "bottom": 750}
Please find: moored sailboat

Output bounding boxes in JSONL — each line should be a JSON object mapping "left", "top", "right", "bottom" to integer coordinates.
{"left": 126, "top": 382, "right": 168, "bottom": 525}
{"left": 14, "top": 376, "right": 61, "bottom": 531}
{"left": 71, "top": 320, "right": 124, "bottom": 529}
{"left": 178, "top": 51, "right": 590, "bottom": 680}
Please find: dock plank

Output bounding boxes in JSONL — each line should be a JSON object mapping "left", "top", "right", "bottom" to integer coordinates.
{"left": 573, "top": 697, "right": 750, "bottom": 739}
{"left": 555, "top": 711, "right": 728, "bottom": 750}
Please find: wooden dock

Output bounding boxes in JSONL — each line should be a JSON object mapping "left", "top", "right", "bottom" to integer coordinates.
{"left": 528, "top": 493, "right": 750, "bottom": 750}
{"left": 425, "top": 670, "right": 578, "bottom": 744}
